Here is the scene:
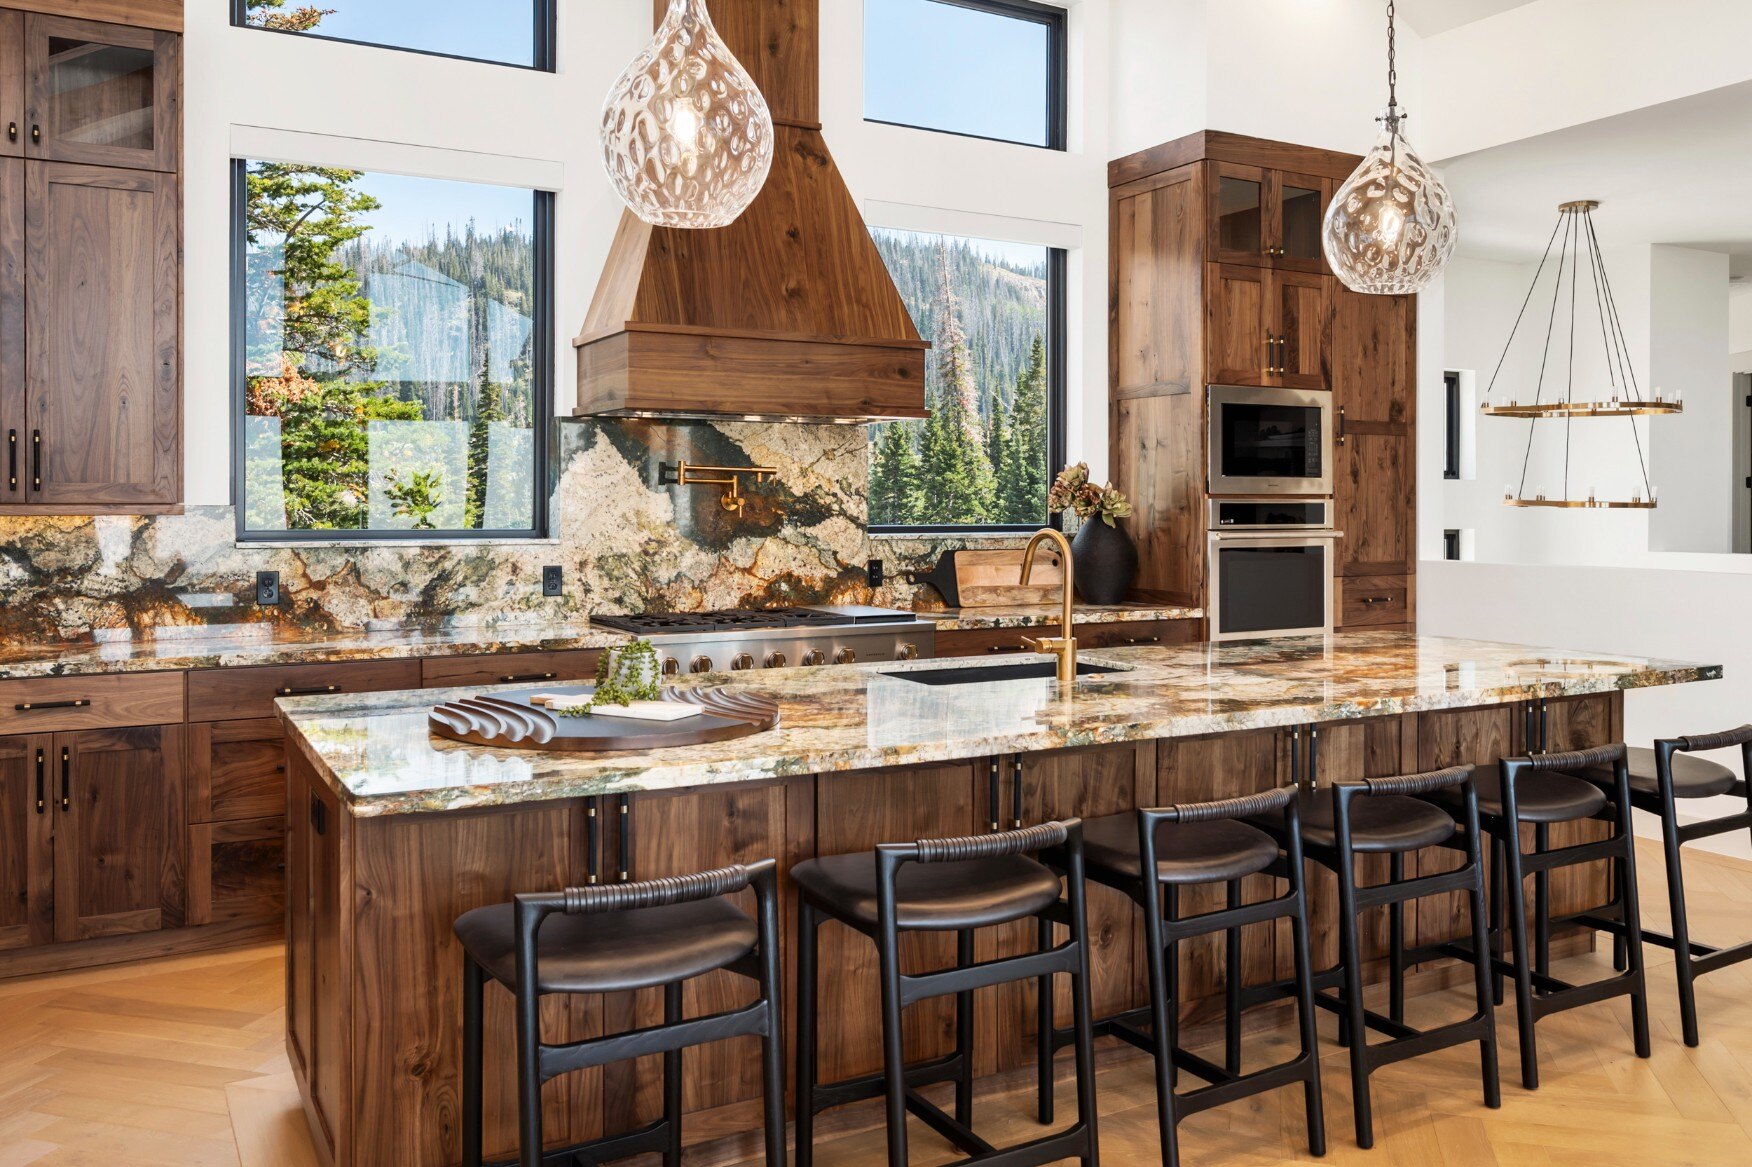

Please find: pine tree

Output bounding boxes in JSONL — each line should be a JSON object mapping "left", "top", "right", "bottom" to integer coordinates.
{"left": 465, "top": 327, "right": 503, "bottom": 529}
{"left": 870, "top": 421, "right": 924, "bottom": 525}
{"left": 1004, "top": 334, "right": 1050, "bottom": 523}
{"left": 932, "top": 244, "right": 985, "bottom": 448}
{"left": 917, "top": 246, "right": 997, "bottom": 523}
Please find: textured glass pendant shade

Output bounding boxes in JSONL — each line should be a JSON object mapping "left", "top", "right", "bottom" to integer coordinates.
{"left": 600, "top": 0, "right": 774, "bottom": 229}
{"left": 1323, "top": 114, "right": 1457, "bottom": 294}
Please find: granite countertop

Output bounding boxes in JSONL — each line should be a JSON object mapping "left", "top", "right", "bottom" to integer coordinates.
{"left": 278, "top": 631, "right": 1721, "bottom": 818}
{"left": 0, "top": 622, "right": 633, "bottom": 679}
{"left": 919, "top": 603, "right": 1204, "bottom": 630}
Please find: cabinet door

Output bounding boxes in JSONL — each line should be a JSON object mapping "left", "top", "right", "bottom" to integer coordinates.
{"left": 1273, "top": 269, "right": 1330, "bottom": 389}
{"left": 1206, "top": 263, "right": 1270, "bottom": 386}
{"left": 1335, "top": 428, "right": 1414, "bottom": 577}
{"left": 1415, "top": 705, "right": 1516, "bottom": 948}
{"left": 24, "top": 14, "right": 179, "bottom": 173}
{"left": 188, "top": 718, "right": 284, "bottom": 822}
{"left": 1541, "top": 694, "right": 1617, "bottom": 919}
{"left": 1302, "top": 718, "right": 1408, "bottom": 972}
{"left": 25, "top": 161, "right": 179, "bottom": 509}
{"left": 1331, "top": 289, "right": 1414, "bottom": 424}
{"left": 1270, "top": 171, "right": 1331, "bottom": 273}
{"left": 0, "top": 734, "right": 53, "bottom": 951}
{"left": 187, "top": 815, "right": 284, "bottom": 927}
{"left": 0, "top": 12, "right": 22, "bottom": 160}
{"left": 0, "top": 158, "right": 19, "bottom": 505}
{"left": 1209, "top": 162, "right": 1267, "bottom": 265}
{"left": 52, "top": 724, "right": 185, "bottom": 943}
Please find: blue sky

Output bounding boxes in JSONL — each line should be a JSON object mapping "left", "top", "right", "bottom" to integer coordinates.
{"left": 864, "top": 0, "right": 1051, "bottom": 147}
{"left": 350, "top": 172, "right": 533, "bottom": 248}
{"left": 271, "top": 0, "right": 537, "bottom": 66}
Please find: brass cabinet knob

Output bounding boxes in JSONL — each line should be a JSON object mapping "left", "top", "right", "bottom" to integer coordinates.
{"left": 895, "top": 643, "right": 918, "bottom": 661}
{"left": 730, "top": 653, "right": 755, "bottom": 671}
{"left": 835, "top": 647, "right": 857, "bottom": 665}
{"left": 689, "top": 655, "right": 713, "bottom": 674}
{"left": 802, "top": 649, "right": 826, "bottom": 666}
{"left": 765, "top": 651, "right": 787, "bottom": 669}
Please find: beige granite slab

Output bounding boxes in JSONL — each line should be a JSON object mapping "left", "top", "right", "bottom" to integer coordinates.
{"left": 918, "top": 603, "right": 1204, "bottom": 630}
{"left": 277, "top": 631, "right": 1721, "bottom": 818}
{"left": 0, "top": 622, "right": 632, "bottom": 679}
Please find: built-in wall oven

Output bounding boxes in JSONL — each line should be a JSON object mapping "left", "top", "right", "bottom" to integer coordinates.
{"left": 1208, "top": 384, "right": 1333, "bottom": 495}
{"left": 1207, "top": 497, "right": 1339, "bottom": 641}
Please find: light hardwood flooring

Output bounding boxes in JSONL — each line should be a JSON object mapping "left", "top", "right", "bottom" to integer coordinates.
{"left": 0, "top": 839, "right": 1748, "bottom": 1166}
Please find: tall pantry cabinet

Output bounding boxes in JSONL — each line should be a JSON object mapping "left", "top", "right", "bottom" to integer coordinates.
{"left": 0, "top": 3, "right": 182, "bottom": 514}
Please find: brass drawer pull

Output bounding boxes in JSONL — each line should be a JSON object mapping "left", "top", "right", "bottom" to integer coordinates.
{"left": 1359, "top": 596, "right": 1394, "bottom": 606}
{"left": 1124, "top": 636, "right": 1162, "bottom": 645}
{"left": 5, "top": 122, "right": 15, "bottom": 143}
{"left": 277, "top": 684, "right": 342, "bottom": 697}
{"left": 14, "top": 698, "right": 90, "bottom": 711}
{"left": 499, "top": 672, "right": 558, "bottom": 683}
{"left": 987, "top": 644, "right": 1030, "bottom": 654}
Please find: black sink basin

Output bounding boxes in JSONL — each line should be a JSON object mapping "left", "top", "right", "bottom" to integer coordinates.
{"left": 893, "top": 660, "right": 1123, "bottom": 686}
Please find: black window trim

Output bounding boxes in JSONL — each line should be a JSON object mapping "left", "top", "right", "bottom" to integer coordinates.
{"left": 230, "top": 159, "right": 555, "bottom": 544}
{"left": 1443, "top": 529, "right": 1462, "bottom": 561}
{"left": 869, "top": 246, "right": 1068, "bottom": 537}
{"left": 863, "top": 0, "right": 1069, "bottom": 153}
{"left": 1443, "top": 370, "right": 1462, "bottom": 480}
{"left": 229, "top": 0, "right": 558, "bottom": 73}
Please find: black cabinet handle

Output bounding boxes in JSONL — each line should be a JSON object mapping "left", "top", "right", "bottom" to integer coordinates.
{"left": 34, "top": 748, "right": 44, "bottom": 815}
{"left": 31, "top": 429, "right": 40, "bottom": 490}
{"left": 276, "top": 684, "right": 342, "bottom": 697}
{"left": 6, "top": 429, "right": 15, "bottom": 491}
{"left": 616, "top": 794, "right": 631, "bottom": 882}
{"left": 1539, "top": 698, "right": 1549, "bottom": 754}
{"left": 987, "top": 758, "right": 1000, "bottom": 832}
{"left": 1290, "top": 725, "right": 1302, "bottom": 790}
{"left": 499, "top": 672, "right": 557, "bottom": 683}
{"left": 1011, "top": 754, "right": 1024, "bottom": 829}
{"left": 59, "top": 746, "right": 69, "bottom": 812}
{"left": 1308, "top": 725, "right": 1320, "bottom": 786}
{"left": 584, "top": 797, "right": 600, "bottom": 886}
{"left": 14, "top": 698, "right": 91, "bottom": 711}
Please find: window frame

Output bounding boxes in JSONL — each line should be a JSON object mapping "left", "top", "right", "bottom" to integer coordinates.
{"left": 229, "top": 159, "right": 555, "bottom": 544}
{"left": 1443, "top": 370, "right": 1462, "bottom": 480}
{"left": 863, "top": 0, "right": 1069, "bottom": 152}
{"left": 1443, "top": 529, "right": 1462, "bottom": 561}
{"left": 229, "top": 0, "right": 558, "bottom": 73}
{"left": 868, "top": 245, "right": 1068, "bottom": 537}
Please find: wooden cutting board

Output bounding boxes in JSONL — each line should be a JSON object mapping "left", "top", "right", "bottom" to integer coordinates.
{"left": 954, "top": 549, "right": 1065, "bottom": 607}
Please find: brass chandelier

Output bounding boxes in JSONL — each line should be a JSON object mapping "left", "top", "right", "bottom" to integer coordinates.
{"left": 1482, "top": 200, "right": 1680, "bottom": 509}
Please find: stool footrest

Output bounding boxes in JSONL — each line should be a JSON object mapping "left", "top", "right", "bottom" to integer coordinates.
{"left": 809, "top": 1051, "right": 966, "bottom": 1114}
{"left": 476, "top": 1116, "right": 673, "bottom": 1167}
{"left": 1363, "top": 1015, "right": 1494, "bottom": 1071}
{"left": 1175, "top": 1052, "right": 1319, "bottom": 1119}
{"left": 1353, "top": 864, "right": 1478, "bottom": 910}
{"left": 538, "top": 1000, "right": 769, "bottom": 1081}
{"left": 903, "top": 1087, "right": 995, "bottom": 1158}
{"left": 1531, "top": 969, "right": 1644, "bottom": 1021}
{"left": 1674, "top": 808, "right": 1752, "bottom": 844}
{"left": 901, "top": 941, "right": 1078, "bottom": 1006}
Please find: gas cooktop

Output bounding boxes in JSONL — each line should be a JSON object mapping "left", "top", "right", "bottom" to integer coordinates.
{"left": 590, "top": 605, "right": 936, "bottom": 674}
{"left": 593, "top": 605, "right": 917, "bottom": 636}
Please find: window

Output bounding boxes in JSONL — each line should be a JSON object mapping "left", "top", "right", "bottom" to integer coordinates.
{"left": 864, "top": 0, "right": 1067, "bottom": 149}
{"left": 1443, "top": 529, "right": 1461, "bottom": 560}
{"left": 868, "top": 228, "right": 1065, "bottom": 532}
{"left": 233, "top": 160, "right": 552, "bottom": 540}
{"left": 1444, "top": 370, "right": 1462, "bottom": 480}
{"left": 233, "top": 0, "right": 556, "bottom": 71}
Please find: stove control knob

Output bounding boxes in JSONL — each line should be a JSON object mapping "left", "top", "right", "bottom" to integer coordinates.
{"left": 764, "top": 651, "right": 787, "bottom": 669}
{"left": 661, "top": 656, "right": 681, "bottom": 677}
{"left": 802, "top": 649, "right": 826, "bottom": 667}
{"left": 730, "top": 653, "right": 755, "bottom": 671}
{"left": 835, "top": 647, "right": 857, "bottom": 665}
{"left": 895, "top": 643, "right": 919, "bottom": 661}
{"left": 689, "top": 655, "right": 714, "bottom": 674}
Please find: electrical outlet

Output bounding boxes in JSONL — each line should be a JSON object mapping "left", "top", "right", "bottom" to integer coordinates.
{"left": 867, "top": 558, "right": 885, "bottom": 588}
{"left": 254, "top": 570, "right": 280, "bottom": 606}
{"left": 542, "top": 565, "right": 564, "bottom": 597}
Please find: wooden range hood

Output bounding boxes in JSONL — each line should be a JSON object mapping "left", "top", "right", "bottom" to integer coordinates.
{"left": 575, "top": 0, "right": 928, "bottom": 423}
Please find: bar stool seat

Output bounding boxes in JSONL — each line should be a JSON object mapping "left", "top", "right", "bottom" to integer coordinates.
{"left": 1080, "top": 812, "right": 1278, "bottom": 884}
{"left": 1466, "top": 769, "right": 1606, "bottom": 823}
{"left": 1257, "top": 786, "right": 1456, "bottom": 852}
{"left": 1571, "top": 746, "right": 1738, "bottom": 800}
{"left": 455, "top": 898, "right": 757, "bottom": 994}
{"left": 790, "top": 851, "right": 1061, "bottom": 930}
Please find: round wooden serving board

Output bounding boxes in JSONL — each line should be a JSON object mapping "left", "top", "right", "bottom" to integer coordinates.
{"left": 427, "top": 685, "right": 781, "bottom": 751}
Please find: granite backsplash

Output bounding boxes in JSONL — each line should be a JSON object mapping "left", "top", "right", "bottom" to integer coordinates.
{"left": 0, "top": 419, "right": 1008, "bottom": 643}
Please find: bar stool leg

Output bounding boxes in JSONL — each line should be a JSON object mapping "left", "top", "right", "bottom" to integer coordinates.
{"left": 1501, "top": 833, "right": 1540, "bottom": 1090}
{"left": 794, "top": 902, "right": 819, "bottom": 1167}
{"left": 1659, "top": 790, "right": 1701, "bottom": 1047}
{"left": 1063, "top": 896, "right": 1102, "bottom": 1167}
{"left": 1140, "top": 879, "right": 1179, "bottom": 1167}
{"left": 758, "top": 902, "right": 787, "bottom": 1167}
{"left": 1616, "top": 816, "right": 1652, "bottom": 1060}
{"left": 1388, "top": 852, "right": 1406, "bottom": 1025}
{"left": 462, "top": 954, "right": 484, "bottom": 1167}
{"left": 956, "top": 929, "right": 975, "bottom": 1127}
{"left": 1335, "top": 852, "right": 1375, "bottom": 1148}
{"left": 1036, "top": 914, "right": 1055, "bottom": 1124}
{"left": 1287, "top": 860, "right": 1327, "bottom": 1156}
{"left": 1490, "top": 836, "right": 1506, "bottom": 1007}
{"left": 663, "top": 981, "right": 684, "bottom": 1167}
{"left": 1612, "top": 847, "right": 1628, "bottom": 972}
{"left": 1534, "top": 823, "right": 1551, "bottom": 980}
{"left": 1464, "top": 838, "right": 1503, "bottom": 1111}
{"left": 1224, "top": 880, "right": 1243, "bottom": 1076}
{"left": 876, "top": 926, "right": 910, "bottom": 1167}
{"left": 1165, "top": 886, "right": 1181, "bottom": 1090}
{"left": 514, "top": 956, "right": 544, "bottom": 1167}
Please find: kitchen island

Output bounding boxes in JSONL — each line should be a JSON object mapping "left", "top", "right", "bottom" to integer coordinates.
{"left": 278, "top": 632, "right": 1719, "bottom": 1167}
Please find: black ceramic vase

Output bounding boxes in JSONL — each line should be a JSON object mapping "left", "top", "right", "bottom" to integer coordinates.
{"left": 1071, "top": 517, "right": 1137, "bottom": 605}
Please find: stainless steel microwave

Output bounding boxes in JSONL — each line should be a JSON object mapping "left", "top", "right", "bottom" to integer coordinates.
{"left": 1207, "top": 384, "right": 1333, "bottom": 496}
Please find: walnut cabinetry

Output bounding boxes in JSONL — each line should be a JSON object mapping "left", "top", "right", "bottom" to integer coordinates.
{"left": 0, "top": 5, "right": 182, "bottom": 515}
{"left": 1108, "top": 131, "right": 1416, "bottom": 625}
{"left": 932, "top": 617, "right": 1201, "bottom": 658}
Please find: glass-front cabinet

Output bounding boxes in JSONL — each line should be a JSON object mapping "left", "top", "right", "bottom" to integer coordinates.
{"left": 22, "top": 13, "right": 179, "bottom": 173}
{"left": 1208, "top": 162, "right": 1332, "bottom": 274}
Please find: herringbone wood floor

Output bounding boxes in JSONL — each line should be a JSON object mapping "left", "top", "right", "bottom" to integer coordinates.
{"left": 0, "top": 839, "right": 1748, "bottom": 1166}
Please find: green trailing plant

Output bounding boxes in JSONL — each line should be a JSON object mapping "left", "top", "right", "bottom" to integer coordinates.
{"left": 552, "top": 641, "right": 663, "bottom": 716}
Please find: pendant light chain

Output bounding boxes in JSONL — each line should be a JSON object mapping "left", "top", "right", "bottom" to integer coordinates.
{"left": 1386, "top": 0, "right": 1398, "bottom": 111}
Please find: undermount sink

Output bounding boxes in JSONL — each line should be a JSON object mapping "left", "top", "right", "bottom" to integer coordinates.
{"left": 893, "top": 660, "right": 1123, "bottom": 687}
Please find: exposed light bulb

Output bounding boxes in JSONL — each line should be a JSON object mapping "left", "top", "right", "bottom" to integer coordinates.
{"left": 600, "top": 0, "right": 774, "bottom": 229}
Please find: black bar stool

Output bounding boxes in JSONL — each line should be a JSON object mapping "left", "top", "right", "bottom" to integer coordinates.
{"left": 455, "top": 860, "right": 785, "bottom": 1167}
{"left": 1249, "top": 766, "right": 1500, "bottom": 1150}
{"left": 1555, "top": 727, "right": 1752, "bottom": 1047}
{"left": 1037, "top": 786, "right": 1324, "bottom": 1167}
{"left": 1467, "top": 744, "right": 1650, "bottom": 1089}
{"left": 793, "top": 820, "right": 1099, "bottom": 1167}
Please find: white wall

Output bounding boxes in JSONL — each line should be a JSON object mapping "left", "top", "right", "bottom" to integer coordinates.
{"left": 1648, "top": 246, "right": 1732, "bottom": 552}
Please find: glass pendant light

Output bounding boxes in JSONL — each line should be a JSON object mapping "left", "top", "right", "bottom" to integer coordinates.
{"left": 600, "top": 0, "right": 775, "bottom": 229}
{"left": 1323, "top": 0, "right": 1457, "bottom": 295}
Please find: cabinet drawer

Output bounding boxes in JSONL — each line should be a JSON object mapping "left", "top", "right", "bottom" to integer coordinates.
{"left": 421, "top": 649, "right": 604, "bottom": 690}
{"left": 1341, "top": 575, "right": 1411, "bottom": 627}
{"left": 0, "top": 672, "right": 184, "bottom": 734}
{"left": 187, "top": 816, "right": 285, "bottom": 927}
{"left": 1079, "top": 619, "right": 1203, "bottom": 649}
{"left": 934, "top": 625, "right": 1064, "bottom": 658}
{"left": 187, "top": 659, "right": 421, "bottom": 722}
{"left": 188, "top": 718, "right": 284, "bottom": 822}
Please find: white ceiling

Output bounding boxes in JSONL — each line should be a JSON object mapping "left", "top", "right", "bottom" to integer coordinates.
{"left": 1440, "top": 79, "right": 1752, "bottom": 277}
{"left": 1395, "top": 0, "right": 1540, "bottom": 37}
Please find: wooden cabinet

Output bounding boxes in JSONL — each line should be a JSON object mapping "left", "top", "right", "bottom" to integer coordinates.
{"left": 0, "top": 11, "right": 22, "bottom": 161}
{"left": 1332, "top": 289, "right": 1416, "bottom": 586}
{"left": 21, "top": 13, "right": 180, "bottom": 173}
{"left": 0, "top": 732, "right": 52, "bottom": 950}
{"left": 421, "top": 649, "right": 604, "bottom": 689}
{"left": 933, "top": 617, "right": 1200, "bottom": 659}
{"left": 1205, "top": 264, "right": 1330, "bottom": 390}
{"left": 0, "top": 158, "right": 20, "bottom": 505}
{"left": 187, "top": 659, "right": 421, "bottom": 722}
{"left": 1208, "top": 162, "right": 1332, "bottom": 273}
